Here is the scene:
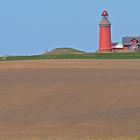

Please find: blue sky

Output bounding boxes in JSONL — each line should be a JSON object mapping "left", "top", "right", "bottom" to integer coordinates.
{"left": 0, "top": 0, "right": 140, "bottom": 56}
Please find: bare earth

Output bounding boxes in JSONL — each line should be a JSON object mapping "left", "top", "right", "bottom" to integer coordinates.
{"left": 0, "top": 60, "right": 140, "bottom": 139}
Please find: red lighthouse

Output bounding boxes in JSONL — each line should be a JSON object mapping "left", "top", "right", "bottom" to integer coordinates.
{"left": 99, "top": 10, "right": 112, "bottom": 52}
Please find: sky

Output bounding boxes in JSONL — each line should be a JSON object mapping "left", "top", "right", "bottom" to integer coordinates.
{"left": 0, "top": 0, "right": 140, "bottom": 56}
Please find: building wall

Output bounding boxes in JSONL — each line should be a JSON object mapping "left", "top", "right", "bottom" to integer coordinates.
{"left": 123, "top": 46, "right": 129, "bottom": 51}
{"left": 112, "top": 46, "right": 129, "bottom": 52}
{"left": 112, "top": 48, "right": 123, "bottom": 52}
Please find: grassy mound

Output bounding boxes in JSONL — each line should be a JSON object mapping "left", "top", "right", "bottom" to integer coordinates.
{"left": 1, "top": 52, "right": 140, "bottom": 61}
{"left": 44, "top": 48, "right": 85, "bottom": 55}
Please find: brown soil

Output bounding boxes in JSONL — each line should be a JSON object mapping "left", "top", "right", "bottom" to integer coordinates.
{"left": 0, "top": 60, "right": 140, "bottom": 139}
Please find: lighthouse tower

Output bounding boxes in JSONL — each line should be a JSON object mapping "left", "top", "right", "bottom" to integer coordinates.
{"left": 99, "top": 10, "right": 112, "bottom": 52}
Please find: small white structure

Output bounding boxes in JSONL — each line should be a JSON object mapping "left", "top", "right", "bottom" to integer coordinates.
{"left": 112, "top": 44, "right": 123, "bottom": 49}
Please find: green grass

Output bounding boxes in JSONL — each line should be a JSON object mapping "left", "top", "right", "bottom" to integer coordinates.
{"left": 1, "top": 52, "right": 140, "bottom": 61}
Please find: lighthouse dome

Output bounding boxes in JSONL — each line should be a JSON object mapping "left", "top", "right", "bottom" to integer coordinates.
{"left": 102, "top": 10, "right": 108, "bottom": 17}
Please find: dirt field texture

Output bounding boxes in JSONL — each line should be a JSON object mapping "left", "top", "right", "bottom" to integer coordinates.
{"left": 0, "top": 60, "right": 140, "bottom": 140}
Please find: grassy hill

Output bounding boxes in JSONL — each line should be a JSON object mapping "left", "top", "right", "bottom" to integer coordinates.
{"left": 44, "top": 47, "right": 85, "bottom": 55}
{"left": 1, "top": 48, "right": 140, "bottom": 60}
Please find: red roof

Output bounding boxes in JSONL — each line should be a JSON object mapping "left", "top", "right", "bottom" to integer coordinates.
{"left": 102, "top": 10, "right": 108, "bottom": 17}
